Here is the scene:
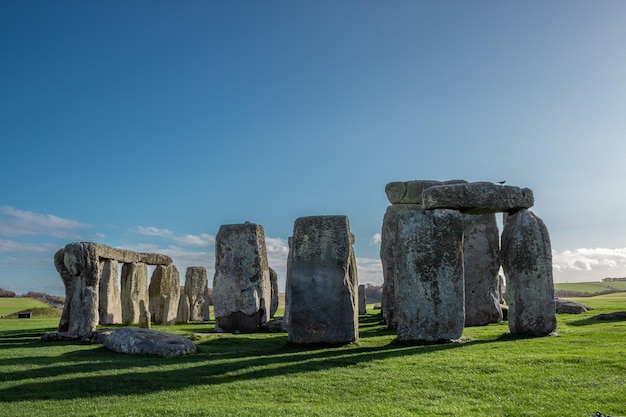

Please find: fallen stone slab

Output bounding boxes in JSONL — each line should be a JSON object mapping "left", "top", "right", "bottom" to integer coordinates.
{"left": 591, "top": 311, "right": 626, "bottom": 320}
{"left": 41, "top": 329, "right": 114, "bottom": 344}
{"left": 421, "top": 182, "right": 534, "bottom": 214}
{"left": 555, "top": 299, "right": 590, "bottom": 314}
{"left": 103, "top": 327, "right": 197, "bottom": 357}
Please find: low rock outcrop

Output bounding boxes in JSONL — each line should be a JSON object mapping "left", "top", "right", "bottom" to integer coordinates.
{"left": 103, "top": 327, "right": 197, "bottom": 357}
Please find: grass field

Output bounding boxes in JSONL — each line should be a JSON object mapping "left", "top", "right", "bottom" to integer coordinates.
{"left": 0, "top": 295, "right": 625, "bottom": 416}
{"left": 0, "top": 297, "right": 55, "bottom": 317}
{"left": 554, "top": 281, "right": 626, "bottom": 294}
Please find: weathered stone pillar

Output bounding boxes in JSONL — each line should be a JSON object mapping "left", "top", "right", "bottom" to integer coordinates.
{"left": 149, "top": 264, "right": 181, "bottom": 325}
{"left": 212, "top": 222, "right": 272, "bottom": 332}
{"left": 184, "top": 266, "right": 210, "bottom": 321}
{"left": 269, "top": 267, "right": 279, "bottom": 318}
{"left": 463, "top": 213, "right": 503, "bottom": 326}
{"left": 99, "top": 259, "right": 122, "bottom": 325}
{"left": 287, "top": 215, "right": 359, "bottom": 344}
{"left": 501, "top": 209, "right": 556, "bottom": 336}
{"left": 176, "top": 285, "right": 190, "bottom": 323}
{"left": 358, "top": 284, "right": 366, "bottom": 315}
{"left": 121, "top": 262, "right": 149, "bottom": 324}
{"left": 395, "top": 209, "right": 464, "bottom": 342}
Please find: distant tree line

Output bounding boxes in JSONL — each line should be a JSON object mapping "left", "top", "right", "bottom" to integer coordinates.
{"left": 602, "top": 277, "right": 626, "bottom": 282}
{"left": 0, "top": 288, "right": 16, "bottom": 297}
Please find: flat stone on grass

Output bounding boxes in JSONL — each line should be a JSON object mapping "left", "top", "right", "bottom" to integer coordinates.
{"left": 104, "top": 327, "right": 197, "bottom": 357}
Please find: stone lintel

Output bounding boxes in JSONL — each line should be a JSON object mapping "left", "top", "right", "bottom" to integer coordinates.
{"left": 385, "top": 180, "right": 467, "bottom": 204}
{"left": 67, "top": 242, "right": 173, "bottom": 265}
{"left": 421, "top": 182, "right": 534, "bottom": 214}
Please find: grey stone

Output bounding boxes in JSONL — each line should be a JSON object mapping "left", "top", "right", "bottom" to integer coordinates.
{"left": 184, "top": 267, "right": 210, "bottom": 321}
{"left": 148, "top": 265, "right": 181, "bottom": 325}
{"left": 501, "top": 209, "right": 556, "bottom": 336}
{"left": 555, "top": 298, "right": 589, "bottom": 314}
{"left": 358, "top": 284, "right": 366, "bottom": 315}
{"left": 422, "top": 182, "right": 534, "bottom": 214}
{"left": 212, "top": 222, "right": 271, "bottom": 332}
{"left": 121, "top": 262, "right": 149, "bottom": 324}
{"left": 99, "top": 259, "right": 122, "bottom": 325}
{"left": 591, "top": 311, "right": 626, "bottom": 320}
{"left": 103, "top": 327, "right": 197, "bottom": 357}
{"left": 93, "top": 244, "right": 172, "bottom": 265}
{"left": 139, "top": 299, "right": 151, "bottom": 329}
{"left": 282, "top": 237, "right": 294, "bottom": 332}
{"left": 269, "top": 267, "right": 279, "bottom": 318}
{"left": 176, "top": 285, "right": 190, "bottom": 323}
{"left": 385, "top": 180, "right": 467, "bottom": 204}
{"left": 463, "top": 213, "right": 503, "bottom": 326}
{"left": 287, "top": 215, "right": 359, "bottom": 344}
{"left": 394, "top": 209, "right": 465, "bottom": 342}
{"left": 380, "top": 204, "right": 421, "bottom": 329}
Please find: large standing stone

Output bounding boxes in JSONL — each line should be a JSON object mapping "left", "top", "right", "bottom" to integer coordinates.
{"left": 184, "top": 266, "right": 210, "bottom": 321}
{"left": 176, "top": 286, "right": 190, "bottom": 323}
{"left": 463, "top": 213, "right": 503, "bottom": 326}
{"left": 148, "top": 265, "right": 181, "bottom": 325}
{"left": 380, "top": 204, "right": 421, "bottom": 329}
{"left": 394, "top": 209, "right": 464, "bottom": 342}
{"left": 212, "top": 222, "right": 271, "bottom": 332}
{"left": 54, "top": 243, "right": 101, "bottom": 337}
{"left": 121, "top": 262, "right": 149, "bottom": 324}
{"left": 269, "top": 267, "right": 279, "bottom": 318}
{"left": 99, "top": 259, "right": 122, "bottom": 325}
{"left": 287, "top": 215, "right": 359, "bottom": 344}
{"left": 358, "top": 284, "right": 366, "bottom": 315}
{"left": 501, "top": 209, "right": 556, "bottom": 336}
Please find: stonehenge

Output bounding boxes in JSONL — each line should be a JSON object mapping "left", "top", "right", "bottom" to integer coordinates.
{"left": 212, "top": 222, "right": 272, "bottom": 332}
{"left": 286, "top": 215, "right": 359, "bottom": 344}
{"left": 50, "top": 178, "right": 555, "bottom": 345}
{"left": 381, "top": 180, "right": 556, "bottom": 341}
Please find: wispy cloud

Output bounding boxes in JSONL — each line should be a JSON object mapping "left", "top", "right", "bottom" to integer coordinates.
{"left": 138, "top": 226, "right": 215, "bottom": 247}
{"left": 137, "top": 226, "right": 174, "bottom": 237}
{"left": 356, "top": 257, "right": 383, "bottom": 285}
{"left": 552, "top": 248, "right": 626, "bottom": 272}
{"left": 370, "top": 233, "right": 381, "bottom": 245}
{"left": 0, "top": 206, "right": 89, "bottom": 239}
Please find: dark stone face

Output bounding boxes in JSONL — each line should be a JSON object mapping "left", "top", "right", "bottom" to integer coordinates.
{"left": 217, "top": 311, "right": 263, "bottom": 333}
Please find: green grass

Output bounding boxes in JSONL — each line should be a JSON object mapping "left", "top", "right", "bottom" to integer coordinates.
{"left": 0, "top": 297, "right": 55, "bottom": 317}
{"left": 1, "top": 295, "right": 625, "bottom": 416}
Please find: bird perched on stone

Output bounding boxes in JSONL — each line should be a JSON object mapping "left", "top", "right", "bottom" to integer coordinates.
{"left": 497, "top": 180, "right": 506, "bottom": 185}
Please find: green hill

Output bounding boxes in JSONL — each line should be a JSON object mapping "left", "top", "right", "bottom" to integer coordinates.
{"left": 0, "top": 297, "right": 62, "bottom": 318}
{"left": 554, "top": 281, "right": 626, "bottom": 296}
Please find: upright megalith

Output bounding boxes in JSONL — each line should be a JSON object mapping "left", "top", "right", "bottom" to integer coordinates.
{"left": 394, "top": 209, "right": 464, "bottom": 342}
{"left": 287, "top": 215, "right": 359, "bottom": 344}
{"left": 54, "top": 242, "right": 101, "bottom": 337}
{"left": 149, "top": 265, "right": 181, "bottom": 325}
{"left": 358, "top": 284, "right": 367, "bottom": 315}
{"left": 183, "top": 266, "right": 210, "bottom": 322}
{"left": 501, "top": 209, "right": 556, "bottom": 336}
{"left": 212, "top": 222, "right": 272, "bottom": 332}
{"left": 269, "top": 267, "right": 279, "bottom": 318}
{"left": 99, "top": 259, "right": 122, "bottom": 325}
{"left": 121, "top": 262, "right": 149, "bottom": 324}
{"left": 463, "top": 213, "right": 503, "bottom": 326}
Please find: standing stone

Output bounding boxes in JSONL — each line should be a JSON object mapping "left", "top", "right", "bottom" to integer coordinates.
{"left": 212, "top": 222, "right": 272, "bottom": 332}
{"left": 148, "top": 265, "right": 181, "bottom": 325}
{"left": 176, "top": 285, "right": 190, "bottom": 323}
{"left": 54, "top": 243, "right": 101, "bottom": 337}
{"left": 99, "top": 259, "right": 122, "bottom": 325}
{"left": 358, "top": 284, "right": 367, "bottom": 315}
{"left": 501, "top": 209, "right": 556, "bottom": 336}
{"left": 121, "top": 262, "right": 149, "bottom": 324}
{"left": 184, "top": 266, "right": 210, "bottom": 321}
{"left": 287, "top": 215, "right": 359, "bottom": 344}
{"left": 282, "top": 237, "right": 294, "bottom": 332}
{"left": 269, "top": 267, "right": 279, "bottom": 318}
{"left": 139, "top": 299, "right": 151, "bottom": 329}
{"left": 380, "top": 204, "right": 421, "bottom": 329}
{"left": 395, "top": 209, "right": 464, "bottom": 342}
{"left": 463, "top": 213, "right": 503, "bottom": 326}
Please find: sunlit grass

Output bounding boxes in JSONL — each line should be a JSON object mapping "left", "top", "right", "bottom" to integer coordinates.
{"left": 0, "top": 294, "right": 624, "bottom": 416}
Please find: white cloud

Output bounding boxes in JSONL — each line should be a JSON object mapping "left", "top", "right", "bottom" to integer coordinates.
{"left": 0, "top": 239, "right": 60, "bottom": 254}
{"left": 174, "top": 233, "right": 215, "bottom": 247}
{"left": 370, "top": 233, "right": 381, "bottom": 245}
{"left": 0, "top": 206, "right": 89, "bottom": 239}
{"left": 137, "top": 226, "right": 174, "bottom": 237}
{"left": 552, "top": 247, "right": 626, "bottom": 272}
{"left": 356, "top": 256, "right": 383, "bottom": 286}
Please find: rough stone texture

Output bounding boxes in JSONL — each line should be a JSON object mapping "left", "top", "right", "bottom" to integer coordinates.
{"left": 139, "top": 299, "right": 151, "bottom": 329}
{"left": 422, "top": 182, "right": 534, "bottom": 214}
{"left": 556, "top": 298, "right": 589, "bottom": 314}
{"left": 282, "top": 237, "right": 294, "bottom": 332}
{"left": 501, "top": 209, "right": 556, "bottom": 336}
{"left": 121, "top": 262, "right": 149, "bottom": 324}
{"left": 94, "top": 244, "right": 172, "bottom": 265}
{"left": 148, "top": 265, "right": 181, "bottom": 325}
{"left": 287, "top": 215, "right": 359, "bottom": 344}
{"left": 269, "top": 267, "right": 279, "bottom": 318}
{"left": 385, "top": 180, "right": 467, "bottom": 204}
{"left": 212, "top": 222, "right": 271, "bottom": 332}
{"left": 99, "top": 259, "right": 122, "bottom": 325}
{"left": 358, "top": 284, "right": 366, "bottom": 315}
{"left": 380, "top": 204, "right": 420, "bottom": 329}
{"left": 104, "top": 327, "right": 197, "bottom": 357}
{"left": 394, "top": 209, "right": 464, "bottom": 342}
{"left": 463, "top": 213, "right": 503, "bottom": 326}
{"left": 184, "top": 267, "right": 210, "bottom": 321}
{"left": 54, "top": 242, "right": 101, "bottom": 337}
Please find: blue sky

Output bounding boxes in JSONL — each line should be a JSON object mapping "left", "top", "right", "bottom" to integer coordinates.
{"left": 2, "top": 1, "right": 626, "bottom": 296}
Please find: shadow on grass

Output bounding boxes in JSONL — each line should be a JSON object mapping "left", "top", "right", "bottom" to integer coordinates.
{"left": 568, "top": 311, "right": 626, "bottom": 327}
{"left": 0, "top": 314, "right": 512, "bottom": 403}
